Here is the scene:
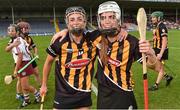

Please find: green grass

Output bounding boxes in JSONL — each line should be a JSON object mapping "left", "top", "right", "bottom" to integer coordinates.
{"left": 0, "top": 30, "right": 180, "bottom": 109}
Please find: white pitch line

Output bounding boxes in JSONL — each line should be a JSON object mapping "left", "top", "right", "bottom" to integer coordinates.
{"left": 91, "top": 83, "right": 98, "bottom": 96}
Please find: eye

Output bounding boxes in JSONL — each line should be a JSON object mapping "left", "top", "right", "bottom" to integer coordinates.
{"left": 109, "top": 15, "right": 116, "bottom": 20}
{"left": 69, "top": 18, "right": 75, "bottom": 22}
{"left": 100, "top": 16, "right": 105, "bottom": 21}
{"left": 77, "top": 17, "right": 83, "bottom": 22}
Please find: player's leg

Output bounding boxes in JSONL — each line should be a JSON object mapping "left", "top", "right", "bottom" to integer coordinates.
{"left": 148, "top": 59, "right": 163, "bottom": 91}
{"left": 162, "top": 61, "right": 173, "bottom": 86}
{"left": 20, "top": 76, "right": 41, "bottom": 105}
{"left": 19, "top": 76, "right": 31, "bottom": 108}
{"left": 16, "top": 78, "right": 24, "bottom": 101}
{"left": 32, "top": 61, "right": 41, "bottom": 86}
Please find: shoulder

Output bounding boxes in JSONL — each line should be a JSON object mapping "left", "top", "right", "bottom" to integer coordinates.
{"left": 159, "top": 22, "right": 167, "bottom": 29}
{"left": 86, "top": 30, "right": 100, "bottom": 37}
{"left": 86, "top": 30, "right": 101, "bottom": 41}
{"left": 53, "top": 34, "right": 69, "bottom": 47}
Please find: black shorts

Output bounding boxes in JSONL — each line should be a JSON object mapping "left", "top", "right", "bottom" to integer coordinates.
{"left": 53, "top": 61, "right": 92, "bottom": 109}
{"left": 31, "top": 60, "right": 37, "bottom": 68}
{"left": 97, "top": 84, "right": 137, "bottom": 109}
{"left": 153, "top": 48, "right": 168, "bottom": 60}
{"left": 53, "top": 91, "right": 92, "bottom": 109}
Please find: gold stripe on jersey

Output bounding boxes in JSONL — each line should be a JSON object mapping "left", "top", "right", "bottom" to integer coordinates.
{"left": 24, "top": 37, "right": 31, "bottom": 45}
{"left": 129, "top": 70, "right": 134, "bottom": 88}
{"left": 120, "top": 40, "right": 130, "bottom": 89}
{"left": 153, "top": 29, "right": 161, "bottom": 48}
{"left": 92, "top": 36, "right": 102, "bottom": 48}
{"left": 60, "top": 42, "right": 69, "bottom": 77}
{"left": 78, "top": 42, "right": 88, "bottom": 89}
{"left": 103, "top": 39, "right": 131, "bottom": 90}
{"left": 68, "top": 43, "right": 78, "bottom": 87}
{"left": 156, "top": 29, "right": 160, "bottom": 48}
{"left": 110, "top": 42, "right": 119, "bottom": 84}
{"left": 58, "top": 38, "right": 97, "bottom": 91}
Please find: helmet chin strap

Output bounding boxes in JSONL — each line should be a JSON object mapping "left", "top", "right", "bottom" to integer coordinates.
{"left": 70, "top": 27, "right": 84, "bottom": 36}
{"left": 99, "top": 28, "right": 119, "bottom": 38}
{"left": 23, "top": 32, "right": 29, "bottom": 36}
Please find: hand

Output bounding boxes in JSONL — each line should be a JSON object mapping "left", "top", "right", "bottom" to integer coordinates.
{"left": 51, "top": 29, "right": 68, "bottom": 43}
{"left": 13, "top": 70, "right": 18, "bottom": 77}
{"left": 157, "top": 54, "right": 162, "bottom": 60}
{"left": 139, "top": 40, "right": 152, "bottom": 55}
{"left": 118, "top": 28, "right": 128, "bottom": 42}
{"left": 40, "top": 85, "right": 47, "bottom": 97}
{"left": 34, "top": 54, "right": 39, "bottom": 60}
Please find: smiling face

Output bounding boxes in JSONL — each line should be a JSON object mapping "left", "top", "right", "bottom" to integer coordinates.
{"left": 99, "top": 11, "right": 119, "bottom": 30}
{"left": 66, "top": 12, "right": 86, "bottom": 33}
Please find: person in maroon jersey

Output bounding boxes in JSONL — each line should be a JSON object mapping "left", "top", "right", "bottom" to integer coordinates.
{"left": 6, "top": 24, "right": 41, "bottom": 108}
{"left": 17, "top": 21, "right": 42, "bottom": 87}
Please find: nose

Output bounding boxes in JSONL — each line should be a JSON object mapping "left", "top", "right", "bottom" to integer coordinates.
{"left": 104, "top": 17, "right": 110, "bottom": 23}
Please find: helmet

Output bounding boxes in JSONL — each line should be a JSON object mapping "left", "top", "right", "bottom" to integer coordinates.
{"left": 8, "top": 24, "right": 19, "bottom": 32}
{"left": 17, "top": 21, "right": 31, "bottom": 30}
{"left": 97, "top": 1, "right": 121, "bottom": 28}
{"left": 65, "top": 6, "right": 86, "bottom": 24}
{"left": 65, "top": 6, "right": 87, "bottom": 36}
{"left": 17, "top": 21, "right": 31, "bottom": 36}
{"left": 151, "top": 11, "right": 163, "bottom": 21}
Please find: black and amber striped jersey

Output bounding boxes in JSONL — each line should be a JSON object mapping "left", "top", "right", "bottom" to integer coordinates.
{"left": 96, "top": 34, "right": 141, "bottom": 91}
{"left": 153, "top": 22, "right": 168, "bottom": 49}
{"left": 24, "top": 36, "right": 36, "bottom": 50}
{"left": 46, "top": 32, "right": 98, "bottom": 92}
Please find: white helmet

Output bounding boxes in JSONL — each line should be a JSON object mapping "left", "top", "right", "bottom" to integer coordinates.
{"left": 97, "top": 1, "right": 121, "bottom": 28}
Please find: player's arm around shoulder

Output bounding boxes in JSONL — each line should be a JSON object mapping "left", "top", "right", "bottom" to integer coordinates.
{"left": 51, "top": 29, "right": 68, "bottom": 43}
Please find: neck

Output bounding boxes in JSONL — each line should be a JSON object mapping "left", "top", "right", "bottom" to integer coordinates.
{"left": 70, "top": 33, "right": 83, "bottom": 44}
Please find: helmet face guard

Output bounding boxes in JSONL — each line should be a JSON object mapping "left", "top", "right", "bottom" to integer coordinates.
{"left": 65, "top": 6, "right": 87, "bottom": 35}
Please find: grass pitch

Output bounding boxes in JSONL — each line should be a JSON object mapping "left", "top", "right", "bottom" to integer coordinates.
{"left": 0, "top": 30, "right": 180, "bottom": 109}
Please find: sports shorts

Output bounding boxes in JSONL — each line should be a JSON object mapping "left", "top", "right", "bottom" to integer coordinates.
{"left": 97, "top": 84, "right": 137, "bottom": 109}
{"left": 17, "top": 61, "right": 34, "bottom": 78}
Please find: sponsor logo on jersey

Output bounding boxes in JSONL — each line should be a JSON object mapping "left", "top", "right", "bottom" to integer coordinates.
{"left": 108, "top": 57, "right": 121, "bottom": 67}
{"left": 65, "top": 58, "right": 90, "bottom": 69}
